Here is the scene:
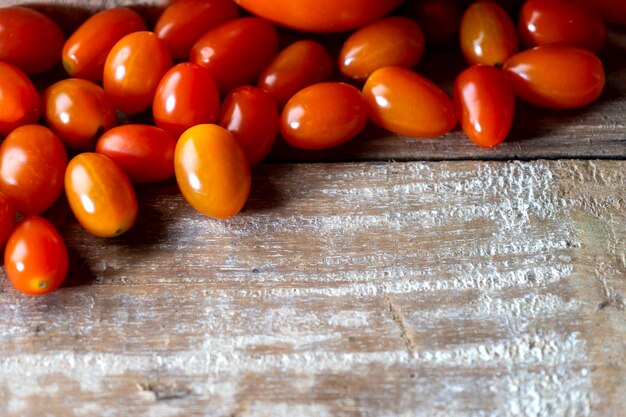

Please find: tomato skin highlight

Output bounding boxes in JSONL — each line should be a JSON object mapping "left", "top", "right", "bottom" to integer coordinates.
{"left": 0, "top": 191, "right": 16, "bottom": 248}
{"left": 62, "top": 8, "right": 147, "bottom": 82}
{"left": 4, "top": 216, "right": 68, "bottom": 296}
{"left": 503, "top": 45, "right": 605, "bottom": 109}
{"left": 0, "top": 62, "right": 42, "bottom": 137}
{"left": 175, "top": 125, "right": 251, "bottom": 219}
{"left": 579, "top": 0, "right": 626, "bottom": 25}
{"left": 453, "top": 65, "right": 515, "bottom": 148}
{"left": 95, "top": 125, "right": 176, "bottom": 184}
{"left": 155, "top": 0, "right": 239, "bottom": 61}
{"left": 362, "top": 66, "right": 457, "bottom": 138}
{"left": 65, "top": 152, "right": 138, "bottom": 238}
{"left": 339, "top": 17, "right": 425, "bottom": 82}
{"left": 153, "top": 63, "right": 221, "bottom": 138}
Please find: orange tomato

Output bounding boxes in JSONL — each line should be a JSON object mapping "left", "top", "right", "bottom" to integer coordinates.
{"left": 103, "top": 31, "right": 172, "bottom": 115}
{"left": 43, "top": 79, "right": 117, "bottom": 150}
{"left": 0, "top": 62, "right": 41, "bottom": 137}
{"left": 0, "top": 7, "right": 64, "bottom": 74}
{"left": 339, "top": 17, "right": 425, "bottom": 81}
{"left": 65, "top": 152, "right": 138, "bottom": 238}
{"left": 190, "top": 17, "right": 279, "bottom": 95}
{"left": 62, "top": 8, "right": 146, "bottom": 82}
{"left": 362, "top": 66, "right": 457, "bottom": 138}
{"left": 0, "top": 125, "right": 67, "bottom": 216}
{"left": 580, "top": 0, "right": 626, "bottom": 25}
{"left": 153, "top": 63, "right": 221, "bottom": 138}
{"left": 280, "top": 82, "right": 368, "bottom": 150}
{"left": 219, "top": 86, "right": 279, "bottom": 164}
{"left": 406, "top": 0, "right": 462, "bottom": 45}
{"left": 0, "top": 191, "right": 15, "bottom": 248}
{"left": 155, "top": 0, "right": 239, "bottom": 60}
{"left": 175, "top": 125, "right": 251, "bottom": 219}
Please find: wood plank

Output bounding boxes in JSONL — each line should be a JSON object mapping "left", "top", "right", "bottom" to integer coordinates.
{"left": 0, "top": 160, "right": 624, "bottom": 416}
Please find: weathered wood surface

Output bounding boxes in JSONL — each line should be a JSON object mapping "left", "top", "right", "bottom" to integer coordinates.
{"left": 0, "top": 160, "right": 624, "bottom": 416}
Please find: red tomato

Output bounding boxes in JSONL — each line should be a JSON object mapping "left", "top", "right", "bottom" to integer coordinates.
{"left": 258, "top": 40, "right": 333, "bottom": 109}
{"left": 234, "top": 0, "right": 403, "bottom": 32}
{"left": 453, "top": 65, "right": 515, "bottom": 148}
{"left": 153, "top": 63, "right": 221, "bottom": 138}
{"left": 0, "top": 62, "right": 41, "bottom": 137}
{"left": 0, "top": 191, "right": 16, "bottom": 248}
{"left": 519, "top": 0, "right": 607, "bottom": 52}
{"left": 503, "top": 45, "right": 605, "bottom": 109}
{"left": 362, "top": 66, "right": 457, "bottom": 138}
{"left": 62, "top": 8, "right": 147, "bottom": 82}
{"left": 96, "top": 125, "right": 176, "bottom": 184}
{"left": 339, "top": 17, "right": 425, "bottom": 82}
{"left": 0, "top": 125, "right": 67, "bottom": 216}
{"left": 219, "top": 86, "right": 278, "bottom": 165}
{"left": 4, "top": 217, "right": 68, "bottom": 295}
{"left": 580, "top": 0, "right": 626, "bottom": 25}
{"left": 0, "top": 7, "right": 64, "bottom": 74}
{"left": 280, "top": 82, "right": 367, "bottom": 150}
{"left": 103, "top": 31, "right": 172, "bottom": 115}
{"left": 155, "top": 0, "right": 239, "bottom": 60}
{"left": 43, "top": 79, "right": 117, "bottom": 150}
{"left": 459, "top": 1, "right": 518, "bottom": 66}
{"left": 190, "top": 18, "right": 279, "bottom": 95}
{"left": 406, "top": 0, "right": 462, "bottom": 45}
{"left": 65, "top": 152, "right": 138, "bottom": 238}
{"left": 175, "top": 124, "right": 251, "bottom": 219}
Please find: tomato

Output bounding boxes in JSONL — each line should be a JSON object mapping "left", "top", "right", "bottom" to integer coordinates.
{"left": 280, "top": 82, "right": 367, "bottom": 150}
{"left": 339, "top": 17, "right": 425, "bottom": 82}
{"left": 0, "top": 62, "right": 41, "bottom": 137}
{"left": 152, "top": 63, "right": 221, "bottom": 138}
{"left": 43, "top": 79, "right": 117, "bottom": 150}
{"left": 519, "top": 0, "right": 607, "bottom": 52}
{"left": 65, "top": 153, "right": 138, "bottom": 238}
{"left": 0, "top": 7, "right": 64, "bottom": 74}
{"left": 362, "top": 66, "right": 457, "bottom": 138}
{"left": 0, "top": 191, "right": 15, "bottom": 248}
{"left": 219, "top": 86, "right": 278, "bottom": 165}
{"left": 190, "top": 17, "right": 279, "bottom": 96}
{"left": 453, "top": 65, "right": 515, "bottom": 148}
{"left": 234, "top": 0, "right": 403, "bottom": 32}
{"left": 257, "top": 40, "right": 333, "bottom": 109}
{"left": 62, "top": 8, "right": 146, "bottom": 82}
{"left": 406, "top": 0, "right": 462, "bottom": 45}
{"left": 175, "top": 125, "right": 250, "bottom": 219}
{"left": 459, "top": 1, "right": 518, "bottom": 66}
{"left": 580, "top": 0, "right": 626, "bottom": 25}
{"left": 4, "top": 217, "right": 68, "bottom": 295}
{"left": 503, "top": 45, "right": 605, "bottom": 109}
{"left": 103, "top": 31, "right": 172, "bottom": 115}
{"left": 96, "top": 125, "right": 176, "bottom": 184}
{"left": 0, "top": 125, "right": 67, "bottom": 216}
{"left": 155, "top": 0, "right": 239, "bottom": 60}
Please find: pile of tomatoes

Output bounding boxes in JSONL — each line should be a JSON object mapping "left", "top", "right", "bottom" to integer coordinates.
{"left": 0, "top": 0, "right": 622, "bottom": 295}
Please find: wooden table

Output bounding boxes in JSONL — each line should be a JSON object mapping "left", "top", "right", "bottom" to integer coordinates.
{"left": 0, "top": 1, "right": 625, "bottom": 416}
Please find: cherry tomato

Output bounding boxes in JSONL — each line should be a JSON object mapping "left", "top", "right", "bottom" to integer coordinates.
{"left": 453, "top": 65, "right": 515, "bottom": 148}
{"left": 0, "top": 125, "right": 67, "bottom": 216}
{"left": 459, "top": 1, "right": 518, "bottom": 66}
{"left": 96, "top": 125, "right": 176, "bottom": 184}
{"left": 280, "top": 82, "right": 367, "bottom": 150}
{"left": 519, "top": 0, "right": 607, "bottom": 52}
{"left": 580, "top": 0, "right": 626, "bottom": 25}
{"left": 406, "top": 0, "right": 462, "bottom": 45}
{"left": 257, "top": 40, "right": 333, "bottom": 109}
{"left": 62, "top": 8, "right": 146, "bottom": 82}
{"left": 43, "top": 79, "right": 117, "bottom": 150}
{"left": 0, "top": 62, "right": 41, "bottom": 137}
{"left": 190, "top": 17, "right": 279, "bottom": 96}
{"left": 153, "top": 63, "right": 221, "bottom": 138}
{"left": 219, "top": 86, "right": 278, "bottom": 165}
{"left": 234, "top": 0, "right": 404, "bottom": 32}
{"left": 339, "top": 17, "right": 425, "bottom": 82}
{"left": 0, "top": 7, "right": 64, "bottom": 74}
{"left": 503, "top": 45, "right": 605, "bottom": 109}
{"left": 175, "top": 125, "right": 251, "bottom": 219}
{"left": 0, "top": 191, "right": 15, "bottom": 248}
{"left": 4, "top": 217, "right": 68, "bottom": 295}
{"left": 103, "top": 31, "right": 172, "bottom": 115}
{"left": 155, "top": 0, "right": 239, "bottom": 60}
{"left": 65, "top": 153, "right": 138, "bottom": 238}
{"left": 362, "top": 66, "right": 456, "bottom": 138}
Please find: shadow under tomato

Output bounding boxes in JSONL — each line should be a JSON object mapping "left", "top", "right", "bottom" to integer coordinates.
{"left": 240, "top": 164, "right": 290, "bottom": 214}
